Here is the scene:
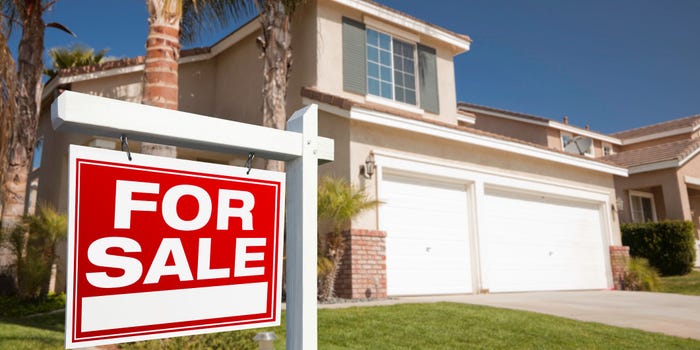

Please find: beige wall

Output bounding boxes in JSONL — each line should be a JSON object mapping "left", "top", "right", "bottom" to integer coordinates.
{"left": 613, "top": 168, "right": 685, "bottom": 223}
{"left": 344, "top": 118, "right": 622, "bottom": 245}
{"left": 473, "top": 113, "right": 549, "bottom": 146}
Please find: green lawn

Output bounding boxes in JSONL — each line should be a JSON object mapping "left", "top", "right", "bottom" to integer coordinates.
{"left": 659, "top": 270, "right": 700, "bottom": 296}
{"left": 4, "top": 303, "right": 700, "bottom": 349}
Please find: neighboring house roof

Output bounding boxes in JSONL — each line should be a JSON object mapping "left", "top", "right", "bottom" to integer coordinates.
{"left": 610, "top": 114, "right": 700, "bottom": 145}
{"left": 303, "top": 87, "right": 626, "bottom": 176}
{"left": 458, "top": 102, "right": 622, "bottom": 145}
{"left": 603, "top": 138, "right": 700, "bottom": 174}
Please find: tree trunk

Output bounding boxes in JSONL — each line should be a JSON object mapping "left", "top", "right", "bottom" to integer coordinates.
{"left": 0, "top": 28, "right": 17, "bottom": 224}
{"left": 257, "top": 0, "right": 292, "bottom": 172}
{"left": 141, "top": 0, "right": 180, "bottom": 157}
{"left": 1, "top": 0, "right": 44, "bottom": 230}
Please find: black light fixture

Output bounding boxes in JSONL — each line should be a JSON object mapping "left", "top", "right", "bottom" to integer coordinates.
{"left": 360, "top": 153, "right": 376, "bottom": 179}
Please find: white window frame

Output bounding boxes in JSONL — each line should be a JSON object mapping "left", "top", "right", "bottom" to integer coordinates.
{"left": 602, "top": 142, "right": 613, "bottom": 156}
{"left": 629, "top": 190, "right": 658, "bottom": 223}
{"left": 561, "top": 132, "right": 593, "bottom": 157}
{"left": 365, "top": 27, "right": 420, "bottom": 108}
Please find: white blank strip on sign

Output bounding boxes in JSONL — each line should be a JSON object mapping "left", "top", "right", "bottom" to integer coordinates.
{"left": 81, "top": 283, "right": 268, "bottom": 332}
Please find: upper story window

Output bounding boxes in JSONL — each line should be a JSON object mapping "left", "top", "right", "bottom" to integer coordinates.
{"left": 342, "top": 17, "right": 440, "bottom": 114}
{"left": 602, "top": 143, "right": 613, "bottom": 156}
{"left": 561, "top": 132, "right": 593, "bottom": 157}
{"left": 366, "top": 29, "right": 417, "bottom": 105}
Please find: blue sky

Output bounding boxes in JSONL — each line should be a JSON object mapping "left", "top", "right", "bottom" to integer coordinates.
{"left": 11, "top": 0, "right": 700, "bottom": 134}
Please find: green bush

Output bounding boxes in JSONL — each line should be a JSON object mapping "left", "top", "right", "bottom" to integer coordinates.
{"left": 0, "top": 293, "right": 65, "bottom": 317}
{"left": 622, "top": 257, "right": 660, "bottom": 291}
{"left": 1, "top": 205, "right": 67, "bottom": 299}
{"left": 621, "top": 220, "right": 696, "bottom": 276}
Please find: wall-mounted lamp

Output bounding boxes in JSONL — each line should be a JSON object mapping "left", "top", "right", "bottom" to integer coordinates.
{"left": 615, "top": 197, "right": 624, "bottom": 212}
{"left": 360, "top": 153, "right": 376, "bottom": 179}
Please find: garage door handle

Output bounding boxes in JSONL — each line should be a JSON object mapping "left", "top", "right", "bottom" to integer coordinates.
{"left": 426, "top": 247, "right": 431, "bottom": 253}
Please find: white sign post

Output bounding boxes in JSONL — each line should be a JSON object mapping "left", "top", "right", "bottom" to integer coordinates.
{"left": 52, "top": 91, "right": 333, "bottom": 350}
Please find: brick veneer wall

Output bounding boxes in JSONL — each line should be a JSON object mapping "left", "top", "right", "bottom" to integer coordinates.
{"left": 335, "top": 229, "right": 387, "bottom": 299}
{"left": 610, "top": 245, "right": 630, "bottom": 290}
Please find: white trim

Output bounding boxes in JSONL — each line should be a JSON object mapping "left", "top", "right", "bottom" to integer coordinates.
{"left": 331, "top": 0, "right": 471, "bottom": 52}
{"left": 629, "top": 190, "right": 658, "bottom": 223}
{"left": 550, "top": 121, "right": 622, "bottom": 145}
{"left": 459, "top": 105, "right": 622, "bottom": 145}
{"left": 621, "top": 125, "right": 700, "bottom": 145}
{"left": 365, "top": 94, "right": 424, "bottom": 115}
{"left": 349, "top": 107, "right": 628, "bottom": 176}
{"left": 457, "top": 114, "right": 476, "bottom": 125}
{"left": 685, "top": 175, "right": 700, "bottom": 188}
{"left": 679, "top": 146, "right": 700, "bottom": 167}
{"left": 364, "top": 16, "right": 419, "bottom": 43}
{"left": 628, "top": 159, "right": 678, "bottom": 174}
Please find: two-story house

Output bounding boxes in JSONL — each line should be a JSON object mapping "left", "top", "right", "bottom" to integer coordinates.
{"left": 33, "top": 0, "right": 627, "bottom": 297}
{"left": 460, "top": 101, "right": 700, "bottom": 266}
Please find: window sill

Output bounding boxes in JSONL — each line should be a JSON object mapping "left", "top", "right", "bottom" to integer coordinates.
{"left": 365, "top": 94, "right": 425, "bottom": 115}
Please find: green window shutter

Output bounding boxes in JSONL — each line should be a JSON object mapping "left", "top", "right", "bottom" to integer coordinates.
{"left": 418, "top": 44, "right": 439, "bottom": 114}
{"left": 342, "top": 17, "right": 366, "bottom": 95}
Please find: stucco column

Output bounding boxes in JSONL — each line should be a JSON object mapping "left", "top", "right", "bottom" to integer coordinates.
{"left": 663, "top": 175, "right": 692, "bottom": 220}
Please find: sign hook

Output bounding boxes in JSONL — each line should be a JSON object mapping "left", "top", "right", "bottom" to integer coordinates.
{"left": 245, "top": 152, "right": 255, "bottom": 175}
{"left": 120, "top": 135, "right": 132, "bottom": 161}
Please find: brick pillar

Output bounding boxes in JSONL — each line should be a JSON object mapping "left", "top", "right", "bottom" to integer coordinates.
{"left": 335, "top": 229, "right": 387, "bottom": 299}
{"left": 609, "top": 246, "right": 630, "bottom": 290}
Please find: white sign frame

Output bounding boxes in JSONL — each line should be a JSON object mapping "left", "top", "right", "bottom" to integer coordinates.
{"left": 53, "top": 91, "right": 333, "bottom": 350}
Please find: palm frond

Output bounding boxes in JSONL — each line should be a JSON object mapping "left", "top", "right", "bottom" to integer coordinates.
{"left": 180, "top": 0, "right": 255, "bottom": 45}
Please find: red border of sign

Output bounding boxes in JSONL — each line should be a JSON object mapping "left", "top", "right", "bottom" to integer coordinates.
{"left": 65, "top": 145, "right": 285, "bottom": 349}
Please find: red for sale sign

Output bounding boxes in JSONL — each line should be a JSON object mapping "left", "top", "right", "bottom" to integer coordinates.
{"left": 65, "top": 145, "right": 285, "bottom": 348}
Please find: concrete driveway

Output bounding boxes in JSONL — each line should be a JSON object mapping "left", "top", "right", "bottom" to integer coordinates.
{"left": 394, "top": 291, "right": 700, "bottom": 340}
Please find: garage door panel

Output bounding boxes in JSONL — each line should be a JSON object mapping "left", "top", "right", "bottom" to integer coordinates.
{"left": 381, "top": 173, "right": 472, "bottom": 295}
{"left": 484, "top": 188, "right": 608, "bottom": 292}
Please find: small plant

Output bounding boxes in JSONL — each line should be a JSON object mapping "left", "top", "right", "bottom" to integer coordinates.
{"left": 2, "top": 205, "right": 66, "bottom": 299}
{"left": 622, "top": 257, "right": 660, "bottom": 291}
{"left": 317, "top": 177, "right": 379, "bottom": 301}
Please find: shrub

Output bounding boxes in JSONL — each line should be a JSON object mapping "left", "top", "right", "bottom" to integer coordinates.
{"left": 621, "top": 220, "right": 696, "bottom": 276}
{"left": 1, "top": 205, "right": 67, "bottom": 299}
{"left": 622, "top": 257, "right": 660, "bottom": 291}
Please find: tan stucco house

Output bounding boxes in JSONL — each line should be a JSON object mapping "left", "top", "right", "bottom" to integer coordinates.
{"left": 31, "top": 0, "right": 629, "bottom": 297}
{"left": 459, "top": 103, "right": 700, "bottom": 267}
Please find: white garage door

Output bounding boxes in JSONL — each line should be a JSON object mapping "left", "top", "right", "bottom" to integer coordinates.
{"left": 482, "top": 188, "right": 608, "bottom": 292}
{"left": 380, "top": 173, "right": 472, "bottom": 295}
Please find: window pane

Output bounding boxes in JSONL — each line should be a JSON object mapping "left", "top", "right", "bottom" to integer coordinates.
{"left": 641, "top": 197, "right": 654, "bottom": 222}
{"left": 381, "top": 82, "right": 393, "bottom": 99}
{"left": 379, "top": 32, "right": 391, "bottom": 49}
{"left": 404, "top": 58, "right": 414, "bottom": 74}
{"left": 380, "top": 50, "right": 391, "bottom": 65}
{"left": 367, "top": 46, "right": 378, "bottom": 63}
{"left": 367, "top": 29, "right": 378, "bottom": 46}
{"left": 394, "top": 72, "right": 404, "bottom": 86}
{"left": 394, "top": 54, "right": 402, "bottom": 71}
{"left": 405, "top": 74, "right": 415, "bottom": 88}
{"left": 368, "top": 78, "right": 380, "bottom": 96}
{"left": 395, "top": 86, "right": 404, "bottom": 102}
{"left": 380, "top": 66, "right": 392, "bottom": 81}
{"left": 405, "top": 90, "right": 416, "bottom": 105}
{"left": 368, "top": 62, "right": 379, "bottom": 78}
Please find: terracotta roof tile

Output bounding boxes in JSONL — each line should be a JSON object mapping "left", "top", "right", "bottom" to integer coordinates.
{"left": 611, "top": 114, "right": 700, "bottom": 140}
{"left": 302, "top": 87, "right": 621, "bottom": 169}
{"left": 603, "top": 138, "right": 700, "bottom": 168}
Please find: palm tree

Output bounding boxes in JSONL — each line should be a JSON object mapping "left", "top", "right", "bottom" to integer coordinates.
{"left": 0, "top": 0, "right": 72, "bottom": 230}
{"left": 140, "top": 0, "right": 252, "bottom": 157}
{"left": 44, "top": 44, "right": 110, "bottom": 78}
{"left": 0, "top": 24, "right": 17, "bottom": 219}
{"left": 317, "top": 177, "right": 379, "bottom": 300}
{"left": 255, "top": 0, "right": 302, "bottom": 171}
